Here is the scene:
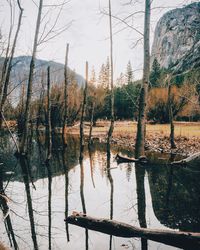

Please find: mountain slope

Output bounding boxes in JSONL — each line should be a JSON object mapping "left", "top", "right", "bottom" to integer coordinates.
{"left": 151, "top": 2, "right": 200, "bottom": 73}
{"left": 1, "top": 56, "right": 85, "bottom": 87}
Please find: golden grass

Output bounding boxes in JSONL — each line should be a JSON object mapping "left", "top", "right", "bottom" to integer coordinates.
{"left": 81, "top": 121, "right": 200, "bottom": 138}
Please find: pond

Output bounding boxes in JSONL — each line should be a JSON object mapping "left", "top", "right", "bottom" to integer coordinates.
{"left": 0, "top": 132, "right": 200, "bottom": 250}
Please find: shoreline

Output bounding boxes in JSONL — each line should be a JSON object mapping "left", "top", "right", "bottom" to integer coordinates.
{"left": 2, "top": 121, "right": 200, "bottom": 156}
{"left": 67, "top": 121, "right": 200, "bottom": 156}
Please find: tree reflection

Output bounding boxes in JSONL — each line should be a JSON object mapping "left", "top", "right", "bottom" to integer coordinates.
{"left": 79, "top": 135, "right": 88, "bottom": 250}
{"left": 45, "top": 160, "right": 52, "bottom": 250}
{"left": 0, "top": 168, "right": 18, "bottom": 250}
{"left": 106, "top": 145, "right": 114, "bottom": 250}
{"left": 88, "top": 144, "right": 95, "bottom": 188}
{"left": 62, "top": 147, "right": 70, "bottom": 241}
{"left": 135, "top": 165, "right": 148, "bottom": 250}
{"left": 19, "top": 156, "right": 38, "bottom": 250}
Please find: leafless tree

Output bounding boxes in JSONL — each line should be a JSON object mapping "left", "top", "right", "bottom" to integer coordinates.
{"left": 167, "top": 77, "right": 176, "bottom": 149}
{"left": 88, "top": 92, "right": 96, "bottom": 145}
{"left": 107, "top": 0, "right": 114, "bottom": 148}
{"left": 62, "top": 43, "right": 69, "bottom": 145}
{"left": 135, "top": 0, "right": 151, "bottom": 158}
{"left": 46, "top": 66, "right": 52, "bottom": 161}
{"left": 79, "top": 62, "right": 88, "bottom": 161}
{"left": 19, "top": 0, "right": 43, "bottom": 154}
{"left": 0, "top": 0, "right": 23, "bottom": 129}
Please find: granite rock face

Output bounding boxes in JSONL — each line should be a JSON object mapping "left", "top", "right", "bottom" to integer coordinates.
{"left": 151, "top": 2, "right": 200, "bottom": 73}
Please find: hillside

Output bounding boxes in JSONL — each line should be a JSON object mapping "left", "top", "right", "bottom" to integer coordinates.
{"left": 151, "top": 2, "right": 200, "bottom": 73}
{"left": 0, "top": 56, "right": 85, "bottom": 87}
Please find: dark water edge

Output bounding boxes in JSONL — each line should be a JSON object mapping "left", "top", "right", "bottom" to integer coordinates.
{"left": 0, "top": 131, "right": 200, "bottom": 250}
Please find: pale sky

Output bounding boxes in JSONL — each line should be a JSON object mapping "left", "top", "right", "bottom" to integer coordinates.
{"left": 0, "top": 0, "right": 198, "bottom": 80}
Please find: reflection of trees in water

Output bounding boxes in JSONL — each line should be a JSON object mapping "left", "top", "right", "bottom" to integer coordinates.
{"left": 135, "top": 165, "right": 148, "bottom": 250}
{"left": 45, "top": 161, "right": 52, "bottom": 250}
{"left": 0, "top": 133, "right": 80, "bottom": 182}
{"left": 106, "top": 147, "right": 114, "bottom": 250}
{"left": 126, "top": 163, "right": 133, "bottom": 182}
{"left": 79, "top": 158, "right": 89, "bottom": 250}
{"left": 62, "top": 147, "right": 70, "bottom": 241}
{"left": 148, "top": 163, "right": 200, "bottom": 232}
{"left": 79, "top": 132, "right": 89, "bottom": 250}
{"left": 3, "top": 130, "right": 200, "bottom": 249}
{"left": 19, "top": 156, "right": 38, "bottom": 250}
{"left": 88, "top": 145, "right": 95, "bottom": 188}
{"left": 0, "top": 169, "right": 18, "bottom": 250}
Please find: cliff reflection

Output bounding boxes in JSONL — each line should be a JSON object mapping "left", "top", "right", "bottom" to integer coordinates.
{"left": 148, "top": 162, "right": 200, "bottom": 232}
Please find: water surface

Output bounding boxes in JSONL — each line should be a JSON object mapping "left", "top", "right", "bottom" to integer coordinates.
{"left": 0, "top": 132, "right": 199, "bottom": 249}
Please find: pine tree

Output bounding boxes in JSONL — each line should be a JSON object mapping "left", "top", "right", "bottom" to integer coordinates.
{"left": 89, "top": 66, "right": 96, "bottom": 86}
{"left": 116, "top": 72, "right": 126, "bottom": 86}
{"left": 126, "top": 60, "right": 133, "bottom": 84}
{"left": 98, "top": 58, "right": 110, "bottom": 90}
{"left": 150, "top": 58, "right": 161, "bottom": 87}
{"left": 105, "top": 57, "right": 110, "bottom": 89}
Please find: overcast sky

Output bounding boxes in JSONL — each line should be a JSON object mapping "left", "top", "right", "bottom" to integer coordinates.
{"left": 0, "top": 0, "right": 198, "bottom": 80}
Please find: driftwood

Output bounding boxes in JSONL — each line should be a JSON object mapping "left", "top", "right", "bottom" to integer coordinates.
{"left": 116, "top": 154, "right": 148, "bottom": 164}
{"left": 171, "top": 152, "right": 200, "bottom": 167}
{"left": 65, "top": 213, "right": 200, "bottom": 249}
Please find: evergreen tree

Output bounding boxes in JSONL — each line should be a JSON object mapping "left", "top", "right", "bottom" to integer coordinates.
{"left": 98, "top": 58, "right": 110, "bottom": 89}
{"left": 105, "top": 57, "right": 110, "bottom": 89}
{"left": 89, "top": 66, "right": 96, "bottom": 86}
{"left": 150, "top": 58, "right": 161, "bottom": 87}
{"left": 116, "top": 72, "right": 126, "bottom": 86}
{"left": 126, "top": 60, "right": 133, "bottom": 84}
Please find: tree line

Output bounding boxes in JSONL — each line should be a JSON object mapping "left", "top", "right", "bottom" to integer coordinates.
{"left": 2, "top": 57, "right": 200, "bottom": 130}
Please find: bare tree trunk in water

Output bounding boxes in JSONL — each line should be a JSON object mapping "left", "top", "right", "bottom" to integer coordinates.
{"left": 46, "top": 66, "right": 52, "bottom": 161}
{"left": 167, "top": 81, "right": 176, "bottom": 149}
{"left": 45, "top": 66, "right": 52, "bottom": 250}
{"left": 79, "top": 63, "right": 89, "bottom": 248}
{"left": 79, "top": 62, "right": 88, "bottom": 161}
{"left": 62, "top": 43, "right": 69, "bottom": 145}
{"left": 135, "top": 0, "right": 150, "bottom": 158}
{"left": 17, "top": 81, "right": 25, "bottom": 137}
{"left": 36, "top": 79, "right": 45, "bottom": 132}
{"left": 0, "top": 0, "right": 23, "bottom": 129}
{"left": 19, "top": 0, "right": 43, "bottom": 154}
{"left": 88, "top": 94, "right": 96, "bottom": 145}
{"left": 107, "top": 0, "right": 114, "bottom": 148}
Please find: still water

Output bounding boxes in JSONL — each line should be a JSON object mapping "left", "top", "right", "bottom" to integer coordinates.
{"left": 0, "top": 132, "right": 200, "bottom": 249}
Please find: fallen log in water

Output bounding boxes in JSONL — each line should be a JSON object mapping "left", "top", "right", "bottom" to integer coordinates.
{"left": 65, "top": 213, "right": 200, "bottom": 249}
{"left": 171, "top": 152, "right": 200, "bottom": 167}
{"left": 116, "top": 154, "right": 148, "bottom": 164}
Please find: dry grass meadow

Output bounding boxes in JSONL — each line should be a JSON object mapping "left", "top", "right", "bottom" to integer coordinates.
{"left": 79, "top": 121, "right": 200, "bottom": 139}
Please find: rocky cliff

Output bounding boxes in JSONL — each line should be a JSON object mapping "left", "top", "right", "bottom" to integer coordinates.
{"left": 151, "top": 2, "right": 200, "bottom": 73}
